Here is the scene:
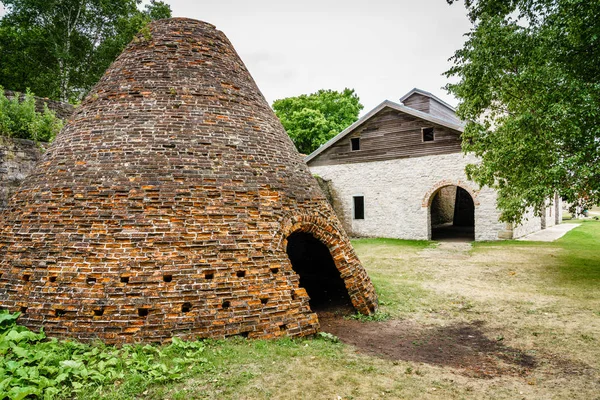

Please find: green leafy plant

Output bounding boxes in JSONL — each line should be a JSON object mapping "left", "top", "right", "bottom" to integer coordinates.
{"left": 0, "top": 88, "right": 63, "bottom": 142}
{"left": 0, "top": 311, "right": 211, "bottom": 399}
{"left": 316, "top": 332, "right": 340, "bottom": 343}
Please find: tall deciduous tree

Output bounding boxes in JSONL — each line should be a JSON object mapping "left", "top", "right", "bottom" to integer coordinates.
{"left": 446, "top": 0, "right": 600, "bottom": 222}
{"left": 273, "top": 88, "right": 363, "bottom": 155}
{"left": 0, "top": 0, "right": 171, "bottom": 103}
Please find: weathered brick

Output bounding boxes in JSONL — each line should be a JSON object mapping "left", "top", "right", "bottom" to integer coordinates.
{"left": 0, "top": 18, "right": 378, "bottom": 344}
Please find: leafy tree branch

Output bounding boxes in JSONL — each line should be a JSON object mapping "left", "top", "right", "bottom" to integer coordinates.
{"left": 446, "top": 0, "right": 600, "bottom": 222}
{"left": 273, "top": 89, "right": 363, "bottom": 155}
{"left": 0, "top": 0, "right": 172, "bottom": 103}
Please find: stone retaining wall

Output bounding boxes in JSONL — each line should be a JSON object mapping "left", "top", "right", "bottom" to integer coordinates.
{"left": 0, "top": 137, "right": 45, "bottom": 210}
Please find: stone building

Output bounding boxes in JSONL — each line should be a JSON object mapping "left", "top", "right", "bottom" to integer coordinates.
{"left": 306, "top": 88, "right": 561, "bottom": 241}
{"left": 0, "top": 18, "right": 377, "bottom": 344}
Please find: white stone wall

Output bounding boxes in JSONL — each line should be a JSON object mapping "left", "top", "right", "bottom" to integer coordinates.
{"left": 556, "top": 196, "right": 563, "bottom": 224}
{"left": 512, "top": 208, "right": 542, "bottom": 239}
{"left": 545, "top": 196, "right": 562, "bottom": 227}
{"left": 309, "top": 153, "right": 507, "bottom": 241}
{"left": 511, "top": 196, "right": 562, "bottom": 239}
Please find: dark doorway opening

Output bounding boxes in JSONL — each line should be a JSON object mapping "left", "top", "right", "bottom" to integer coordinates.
{"left": 286, "top": 232, "right": 354, "bottom": 313}
{"left": 431, "top": 186, "right": 475, "bottom": 241}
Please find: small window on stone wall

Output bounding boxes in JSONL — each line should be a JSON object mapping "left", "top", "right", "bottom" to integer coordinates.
{"left": 351, "top": 137, "right": 360, "bottom": 151}
{"left": 423, "top": 127, "right": 434, "bottom": 142}
{"left": 353, "top": 196, "right": 364, "bottom": 220}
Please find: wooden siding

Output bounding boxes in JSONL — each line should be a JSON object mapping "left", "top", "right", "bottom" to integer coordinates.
{"left": 402, "top": 93, "right": 430, "bottom": 113}
{"left": 429, "top": 99, "right": 460, "bottom": 123}
{"left": 402, "top": 92, "right": 460, "bottom": 124}
{"left": 307, "top": 107, "right": 462, "bottom": 167}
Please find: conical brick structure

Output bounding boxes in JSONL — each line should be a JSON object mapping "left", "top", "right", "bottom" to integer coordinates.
{"left": 0, "top": 18, "right": 377, "bottom": 343}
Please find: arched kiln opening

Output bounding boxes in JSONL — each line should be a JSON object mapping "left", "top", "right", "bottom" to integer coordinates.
{"left": 430, "top": 186, "right": 475, "bottom": 241}
{"left": 286, "top": 231, "right": 354, "bottom": 312}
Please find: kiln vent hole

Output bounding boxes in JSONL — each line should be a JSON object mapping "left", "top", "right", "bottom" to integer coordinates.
{"left": 285, "top": 231, "right": 354, "bottom": 312}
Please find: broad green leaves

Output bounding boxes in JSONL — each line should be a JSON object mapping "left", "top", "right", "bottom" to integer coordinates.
{"left": 446, "top": 0, "right": 600, "bottom": 222}
{"left": 273, "top": 88, "right": 363, "bottom": 155}
{"left": 0, "top": 311, "right": 210, "bottom": 399}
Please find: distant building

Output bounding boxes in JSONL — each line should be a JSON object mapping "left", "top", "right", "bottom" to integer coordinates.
{"left": 306, "top": 88, "right": 560, "bottom": 241}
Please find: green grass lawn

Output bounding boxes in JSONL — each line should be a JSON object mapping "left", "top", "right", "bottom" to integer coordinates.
{"left": 2, "top": 221, "right": 599, "bottom": 399}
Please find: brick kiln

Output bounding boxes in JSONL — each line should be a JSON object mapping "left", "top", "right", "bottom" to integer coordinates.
{"left": 0, "top": 18, "right": 377, "bottom": 343}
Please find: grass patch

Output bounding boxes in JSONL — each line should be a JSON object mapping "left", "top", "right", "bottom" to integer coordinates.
{"left": 471, "top": 220, "right": 600, "bottom": 296}
{"left": 351, "top": 237, "right": 434, "bottom": 249}
{"left": 552, "top": 220, "right": 600, "bottom": 290}
{"left": 471, "top": 239, "right": 546, "bottom": 248}
{"left": 352, "top": 237, "right": 445, "bottom": 317}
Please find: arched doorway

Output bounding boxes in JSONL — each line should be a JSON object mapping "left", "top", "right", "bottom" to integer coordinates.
{"left": 430, "top": 186, "right": 475, "bottom": 241}
{"left": 286, "top": 231, "right": 354, "bottom": 312}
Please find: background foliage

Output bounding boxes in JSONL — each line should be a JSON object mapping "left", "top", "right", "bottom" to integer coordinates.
{"left": 273, "top": 88, "right": 363, "bottom": 155}
{"left": 0, "top": 0, "right": 171, "bottom": 103}
{"left": 446, "top": 0, "right": 600, "bottom": 222}
{"left": 0, "top": 88, "right": 63, "bottom": 142}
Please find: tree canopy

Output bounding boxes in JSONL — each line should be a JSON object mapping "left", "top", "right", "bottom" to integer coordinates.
{"left": 445, "top": 0, "right": 600, "bottom": 222}
{"left": 273, "top": 89, "right": 363, "bottom": 155}
{"left": 0, "top": 0, "right": 171, "bottom": 103}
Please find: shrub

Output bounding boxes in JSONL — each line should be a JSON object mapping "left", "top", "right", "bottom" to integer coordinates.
{"left": 0, "top": 88, "right": 63, "bottom": 142}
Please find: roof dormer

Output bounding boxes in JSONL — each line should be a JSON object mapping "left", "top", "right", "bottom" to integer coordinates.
{"left": 399, "top": 88, "right": 460, "bottom": 124}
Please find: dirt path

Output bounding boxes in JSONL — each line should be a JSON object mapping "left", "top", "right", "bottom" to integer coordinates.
{"left": 318, "top": 312, "right": 535, "bottom": 378}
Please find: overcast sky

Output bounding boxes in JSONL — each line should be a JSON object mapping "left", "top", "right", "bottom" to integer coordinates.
{"left": 1, "top": 0, "right": 474, "bottom": 114}
{"left": 164, "top": 0, "right": 473, "bottom": 114}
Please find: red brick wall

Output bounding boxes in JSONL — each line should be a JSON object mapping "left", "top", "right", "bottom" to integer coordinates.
{"left": 0, "top": 18, "right": 378, "bottom": 343}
